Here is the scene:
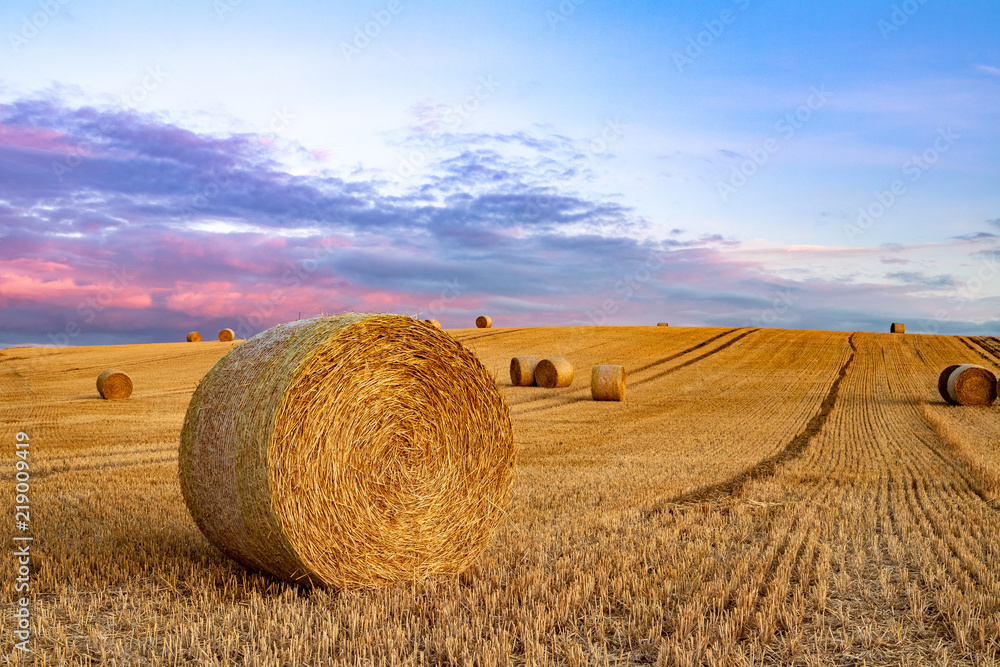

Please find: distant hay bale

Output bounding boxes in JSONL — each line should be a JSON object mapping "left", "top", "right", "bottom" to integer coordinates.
{"left": 424, "top": 319, "right": 442, "bottom": 329}
{"left": 890, "top": 323, "right": 905, "bottom": 333}
{"left": 937, "top": 365, "right": 961, "bottom": 405}
{"left": 218, "top": 328, "right": 235, "bottom": 342}
{"left": 179, "top": 313, "right": 515, "bottom": 588}
{"left": 591, "top": 365, "right": 626, "bottom": 401}
{"left": 96, "top": 369, "right": 132, "bottom": 400}
{"left": 476, "top": 315, "right": 492, "bottom": 329}
{"left": 657, "top": 323, "right": 669, "bottom": 327}
{"left": 186, "top": 332, "right": 201, "bottom": 342}
{"left": 535, "top": 357, "right": 574, "bottom": 388}
{"left": 943, "top": 364, "right": 997, "bottom": 406}
{"left": 509, "top": 356, "right": 539, "bottom": 386}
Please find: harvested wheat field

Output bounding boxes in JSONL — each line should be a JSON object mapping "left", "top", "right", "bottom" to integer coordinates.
{"left": 2, "top": 326, "right": 1000, "bottom": 665}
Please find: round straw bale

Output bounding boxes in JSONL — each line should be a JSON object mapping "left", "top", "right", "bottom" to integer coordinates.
{"left": 179, "top": 313, "right": 514, "bottom": 588}
{"left": 218, "top": 328, "right": 235, "bottom": 342}
{"left": 476, "top": 315, "right": 492, "bottom": 328}
{"left": 656, "top": 322, "right": 669, "bottom": 327}
{"left": 945, "top": 364, "right": 997, "bottom": 406}
{"left": 535, "top": 357, "right": 574, "bottom": 388}
{"left": 187, "top": 331, "right": 201, "bottom": 342}
{"left": 96, "top": 369, "right": 132, "bottom": 400}
{"left": 424, "top": 319, "right": 442, "bottom": 329}
{"left": 509, "top": 356, "right": 539, "bottom": 386}
{"left": 890, "top": 323, "right": 905, "bottom": 333}
{"left": 591, "top": 365, "right": 626, "bottom": 401}
{"left": 938, "top": 365, "right": 961, "bottom": 405}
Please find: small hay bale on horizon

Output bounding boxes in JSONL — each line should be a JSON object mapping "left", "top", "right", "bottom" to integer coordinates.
{"left": 96, "top": 369, "right": 132, "bottom": 400}
{"left": 186, "top": 331, "right": 202, "bottom": 342}
{"left": 476, "top": 315, "right": 493, "bottom": 329}
{"left": 656, "top": 322, "right": 669, "bottom": 327}
{"left": 535, "top": 357, "right": 574, "bottom": 388}
{"left": 941, "top": 364, "right": 997, "bottom": 406}
{"left": 179, "top": 313, "right": 515, "bottom": 588}
{"left": 218, "top": 328, "right": 235, "bottom": 342}
{"left": 890, "top": 323, "right": 905, "bottom": 333}
{"left": 509, "top": 356, "right": 539, "bottom": 386}
{"left": 591, "top": 365, "right": 626, "bottom": 401}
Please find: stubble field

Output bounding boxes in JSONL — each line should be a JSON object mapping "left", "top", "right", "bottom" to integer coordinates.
{"left": 2, "top": 325, "right": 1000, "bottom": 666}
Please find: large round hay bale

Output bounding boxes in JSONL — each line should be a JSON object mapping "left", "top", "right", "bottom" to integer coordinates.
{"left": 591, "top": 365, "right": 626, "bottom": 401}
{"left": 179, "top": 313, "right": 514, "bottom": 588}
{"left": 535, "top": 357, "right": 574, "bottom": 388}
{"left": 890, "top": 323, "right": 905, "bottom": 333}
{"left": 218, "top": 328, "right": 235, "bottom": 342}
{"left": 475, "top": 315, "right": 492, "bottom": 329}
{"left": 187, "top": 331, "right": 201, "bottom": 342}
{"left": 656, "top": 322, "right": 669, "bottom": 327}
{"left": 509, "top": 356, "right": 539, "bottom": 386}
{"left": 424, "top": 319, "right": 441, "bottom": 329}
{"left": 944, "top": 364, "right": 997, "bottom": 406}
{"left": 96, "top": 369, "right": 133, "bottom": 400}
{"left": 938, "top": 364, "right": 961, "bottom": 405}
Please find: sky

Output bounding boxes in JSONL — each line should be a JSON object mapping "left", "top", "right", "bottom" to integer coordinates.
{"left": 0, "top": 0, "right": 998, "bottom": 347}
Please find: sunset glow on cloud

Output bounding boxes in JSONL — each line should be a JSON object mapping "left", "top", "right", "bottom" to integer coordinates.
{"left": 1, "top": 1, "right": 998, "bottom": 346}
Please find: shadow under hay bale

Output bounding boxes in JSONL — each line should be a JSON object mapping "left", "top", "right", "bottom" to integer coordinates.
{"left": 535, "top": 357, "right": 574, "bottom": 388}
{"left": 591, "top": 365, "right": 626, "bottom": 401}
{"left": 96, "top": 369, "right": 133, "bottom": 400}
{"left": 186, "top": 332, "right": 201, "bottom": 342}
{"left": 476, "top": 315, "right": 492, "bottom": 328}
{"left": 179, "top": 313, "right": 515, "bottom": 588}
{"left": 218, "top": 328, "right": 235, "bottom": 342}
{"left": 942, "top": 364, "right": 997, "bottom": 406}
{"left": 509, "top": 356, "right": 539, "bottom": 386}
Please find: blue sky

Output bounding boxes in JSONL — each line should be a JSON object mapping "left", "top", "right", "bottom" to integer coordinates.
{"left": 1, "top": 0, "right": 998, "bottom": 345}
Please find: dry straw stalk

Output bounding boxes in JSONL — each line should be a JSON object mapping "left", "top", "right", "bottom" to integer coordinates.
{"left": 179, "top": 313, "right": 515, "bottom": 588}
{"left": 509, "top": 356, "right": 539, "bottom": 386}
{"left": 591, "top": 365, "right": 626, "bottom": 401}
{"left": 218, "top": 328, "right": 235, "bottom": 342}
{"left": 890, "top": 323, "right": 905, "bottom": 333}
{"left": 96, "top": 369, "right": 133, "bottom": 400}
{"left": 943, "top": 364, "right": 997, "bottom": 406}
{"left": 535, "top": 357, "right": 574, "bottom": 388}
{"left": 476, "top": 315, "right": 492, "bottom": 329}
{"left": 424, "top": 319, "right": 442, "bottom": 329}
{"left": 186, "top": 332, "right": 202, "bottom": 342}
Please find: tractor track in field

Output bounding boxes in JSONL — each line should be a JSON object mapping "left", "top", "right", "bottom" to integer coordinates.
{"left": 513, "top": 329, "right": 758, "bottom": 416}
{"left": 966, "top": 336, "right": 1000, "bottom": 367}
{"left": 630, "top": 328, "right": 759, "bottom": 387}
{"left": 655, "top": 333, "right": 857, "bottom": 508}
{"left": 629, "top": 329, "right": 738, "bottom": 374}
{"left": 458, "top": 328, "right": 530, "bottom": 344}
